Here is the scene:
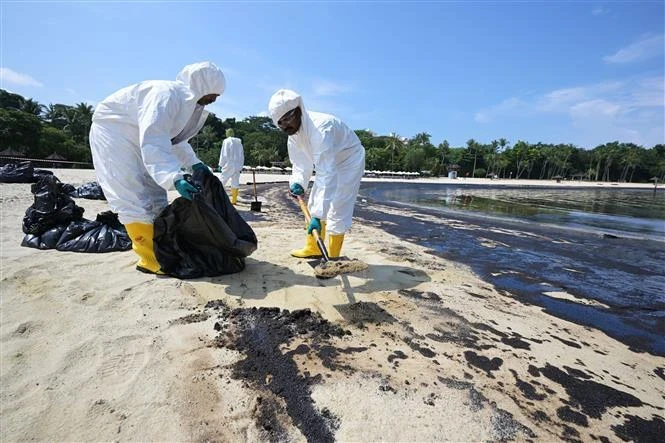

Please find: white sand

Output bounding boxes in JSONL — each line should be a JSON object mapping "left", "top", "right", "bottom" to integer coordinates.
{"left": 1, "top": 169, "right": 663, "bottom": 442}
{"left": 238, "top": 170, "right": 659, "bottom": 189}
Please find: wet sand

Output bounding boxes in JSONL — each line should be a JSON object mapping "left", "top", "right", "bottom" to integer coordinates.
{"left": 1, "top": 169, "right": 663, "bottom": 442}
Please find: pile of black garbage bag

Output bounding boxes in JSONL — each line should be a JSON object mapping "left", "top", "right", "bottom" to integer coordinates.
{"left": 21, "top": 175, "right": 131, "bottom": 252}
{"left": 1, "top": 161, "right": 105, "bottom": 200}
{"left": 0, "top": 161, "right": 54, "bottom": 183}
{"left": 154, "top": 169, "right": 258, "bottom": 279}
{"left": 61, "top": 181, "right": 106, "bottom": 200}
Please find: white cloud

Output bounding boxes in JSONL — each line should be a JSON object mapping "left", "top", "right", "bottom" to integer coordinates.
{"left": 569, "top": 99, "right": 621, "bottom": 118}
{"left": 474, "top": 75, "right": 665, "bottom": 146}
{"left": 0, "top": 67, "right": 43, "bottom": 87}
{"left": 312, "top": 79, "right": 350, "bottom": 97}
{"left": 603, "top": 34, "right": 665, "bottom": 64}
{"left": 592, "top": 7, "right": 610, "bottom": 16}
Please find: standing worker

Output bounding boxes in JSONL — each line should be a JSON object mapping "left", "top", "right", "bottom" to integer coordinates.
{"left": 268, "top": 89, "right": 365, "bottom": 259}
{"left": 89, "top": 61, "right": 225, "bottom": 274}
{"left": 218, "top": 128, "right": 244, "bottom": 204}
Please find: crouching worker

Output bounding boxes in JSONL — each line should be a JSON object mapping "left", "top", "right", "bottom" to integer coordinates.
{"left": 268, "top": 89, "right": 365, "bottom": 259}
{"left": 218, "top": 128, "right": 244, "bottom": 204}
{"left": 89, "top": 61, "right": 225, "bottom": 274}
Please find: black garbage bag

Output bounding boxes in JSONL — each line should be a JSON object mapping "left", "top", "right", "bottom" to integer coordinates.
{"left": 22, "top": 175, "right": 85, "bottom": 235}
{"left": 0, "top": 161, "right": 35, "bottom": 183}
{"left": 21, "top": 211, "right": 131, "bottom": 253}
{"left": 33, "top": 168, "right": 54, "bottom": 180}
{"left": 66, "top": 181, "right": 106, "bottom": 200}
{"left": 21, "top": 225, "right": 68, "bottom": 250}
{"left": 154, "top": 170, "right": 258, "bottom": 279}
{"left": 0, "top": 161, "right": 54, "bottom": 183}
{"left": 54, "top": 211, "right": 130, "bottom": 252}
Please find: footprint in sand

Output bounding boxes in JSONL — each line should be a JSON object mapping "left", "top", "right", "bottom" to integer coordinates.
{"left": 97, "top": 336, "right": 150, "bottom": 387}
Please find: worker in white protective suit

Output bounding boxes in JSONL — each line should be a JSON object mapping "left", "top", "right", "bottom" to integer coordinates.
{"left": 218, "top": 128, "right": 244, "bottom": 204}
{"left": 268, "top": 89, "right": 365, "bottom": 259}
{"left": 89, "top": 61, "right": 225, "bottom": 274}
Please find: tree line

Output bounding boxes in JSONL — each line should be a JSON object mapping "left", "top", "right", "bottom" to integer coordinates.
{"left": 1, "top": 89, "right": 663, "bottom": 182}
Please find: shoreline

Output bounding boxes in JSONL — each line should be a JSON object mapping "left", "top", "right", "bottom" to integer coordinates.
{"left": 39, "top": 168, "right": 663, "bottom": 189}
{"left": 1, "top": 168, "right": 664, "bottom": 441}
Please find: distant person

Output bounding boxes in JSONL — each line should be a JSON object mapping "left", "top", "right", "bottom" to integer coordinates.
{"left": 268, "top": 89, "right": 365, "bottom": 259}
{"left": 218, "top": 128, "right": 244, "bottom": 205}
{"left": 89, "top": 61, "right": 225, "bottom": 274}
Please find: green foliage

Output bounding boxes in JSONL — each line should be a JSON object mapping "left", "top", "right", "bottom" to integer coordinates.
{"left": 0, "top": 88, "right": 662, "bottom": 182}
{"left": 0, "top": 108, "right": 42, "bottom": 156}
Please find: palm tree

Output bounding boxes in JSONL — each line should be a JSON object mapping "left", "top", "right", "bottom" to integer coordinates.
{"left": 466, "top": 138, "right": 480, "bottom": 178}
{"left": 20, "top": 98, "right": 43, "bottom": 117}
{"left": 75, "top": 102, "right": 94, "bottom": 148}
{"left": 386, "top": 132, "right": 404, "bottom": 171}
{"left": 439, "top": 139, "right": 450, "bottom": 166}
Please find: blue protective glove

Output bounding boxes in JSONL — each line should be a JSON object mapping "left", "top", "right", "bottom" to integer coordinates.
{"left": 174, "top": 178, "right": 200, "bottom": 201}
{"left": 192, "top": 162, "right": 212, "bottom": 176}
{"left": 289, "top": 183, "right": 304, "bottom": 197}
{"left": 307, "top": 217, "right": 321, "bottom": 235}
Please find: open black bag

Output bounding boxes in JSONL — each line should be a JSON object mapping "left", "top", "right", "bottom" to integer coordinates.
{"left": 153, "top": 169, "right": 258, "bottom": 279}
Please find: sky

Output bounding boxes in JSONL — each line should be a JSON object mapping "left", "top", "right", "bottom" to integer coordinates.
{"left": 1, "top": 1, "right": 663, "bottom": 149}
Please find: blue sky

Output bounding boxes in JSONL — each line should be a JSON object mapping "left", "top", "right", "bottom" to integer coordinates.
{"left": 1, "top": 1, "right": 663, "bottom": 148}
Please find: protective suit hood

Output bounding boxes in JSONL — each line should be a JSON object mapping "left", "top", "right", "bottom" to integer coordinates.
{"left": 268, "top": 89, "right": 303, "bottom": 125}
{"left": 176, "top": 61, "right": 226, "bottom": 101}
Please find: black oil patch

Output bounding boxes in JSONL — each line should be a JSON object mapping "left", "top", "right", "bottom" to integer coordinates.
{"left": 654, "top": 367, "right": 665, "bottom": 382}
{"left": 212, "top": 304, "right": 349, "bottom": 442}
{"left": 334, "top": 302, "right": 397, "bottom": 329}
{"left": 501, "top": 336, "right": 532, "bottom": 350}
{"left": 491, "top": 408, "right": 537, "bottom": 440}
{"left": 387, "top": 350, "right": 408, "bottom": 363}
{"left": 528, "top": 365, "right": 541, "bottom": 377}
{"left": 563, "top": 366, "right": 593, "bottom": 380}
{"left": 170, "top": 312, "right": 210, "bottom": 325}
{"left": 254, "top": 395, "right": 289, "bottom": 442}
{"left": 509, "top": 369, "right": 547, "bottom": 401}
{"left": 611, "top": 414, "right": 665, "bottom": 443}
{"left": 437, "top": 376, "right": 535, "bottom": 436}
{"left": 551, "top": 335, "right": 582, "bottom": 349}
{"left": 556, "top": 405, "right": 589, "bottom": 427}
{"left": 464, "top": 351, "right": 503, "bottom": 377}
{"left": 398, "top": 288, "right": 442, "bottom": 301}
{"left": 403, "top": 337, "right": 436, "bottom": 358}
{"left": 312, "top": 344, "right": 368, "bottom": 372}
{"left": 539, "top": 364, "right": 643, "bottom": 419}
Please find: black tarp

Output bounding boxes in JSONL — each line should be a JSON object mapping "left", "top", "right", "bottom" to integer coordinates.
{"left": 154, "top": 170, "right": 258, "bottom": 279}
{"left": 21, "top": 175, "right": 130, "bottom": 253}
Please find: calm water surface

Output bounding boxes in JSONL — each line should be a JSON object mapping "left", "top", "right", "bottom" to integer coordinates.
{"left": 361, "top": 183, "right": 665, "bottom": 241}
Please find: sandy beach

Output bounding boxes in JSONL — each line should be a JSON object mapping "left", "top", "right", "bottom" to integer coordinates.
{"left": 1, "top": 168, "right": 663, "bottom": 442}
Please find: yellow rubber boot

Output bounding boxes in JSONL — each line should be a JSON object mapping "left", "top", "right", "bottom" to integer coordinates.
{"left": 125, "top": 222, "right": 164, "bottom": 275}
{"left": 291, "top": 221, "right": 326, "bottom": 258}
{"left": 231, "top": 188, "right": 239, "bottom": 205}
{"left": 328, "top": 233, "right": 344, "bottom": 258}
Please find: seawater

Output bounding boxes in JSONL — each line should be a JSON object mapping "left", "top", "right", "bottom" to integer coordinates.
{"left": 360, "top": 183, "right": 665, "bottom": 241}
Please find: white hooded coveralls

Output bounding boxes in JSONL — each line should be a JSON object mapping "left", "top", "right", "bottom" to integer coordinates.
{"left": 218, "top": 137, "right": 244, "bottom": 188}
{"left": 268, "top": 89, "right": 365, "bottom": 235}
{"left": 89, "top": 62, "right": 225, "bottom": 224}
